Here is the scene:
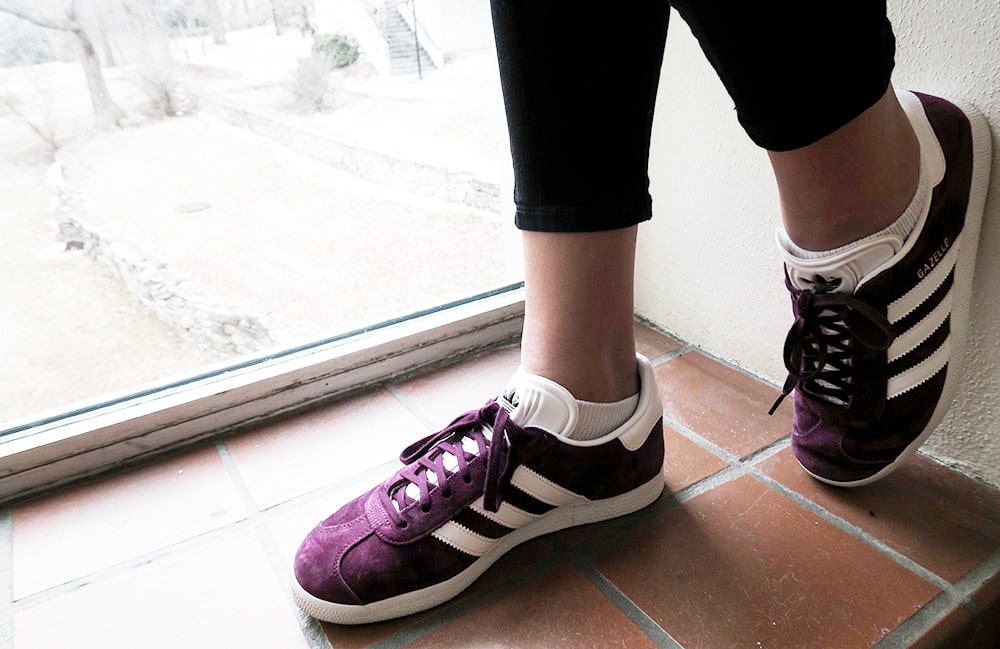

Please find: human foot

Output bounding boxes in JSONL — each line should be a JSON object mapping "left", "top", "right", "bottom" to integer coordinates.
{"left": 292, "top": 355, "right": 665, "bottom": 623}
{"left": 773, "top": 90, "right": 992, "bottom": 486}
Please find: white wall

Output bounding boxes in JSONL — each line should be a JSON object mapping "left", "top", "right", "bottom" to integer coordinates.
{"left": 635, "top": 2, "right": 1000, "bottom": 485}
{"left": 436, "top": 0, "right": 494, "bottom": 55}
{"left": 410, "top": 0, "right": 493, "bottom": 58}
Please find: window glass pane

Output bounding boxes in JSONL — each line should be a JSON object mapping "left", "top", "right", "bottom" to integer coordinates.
{"left": 0, "top": 0, "right": 517, "bottom": 428}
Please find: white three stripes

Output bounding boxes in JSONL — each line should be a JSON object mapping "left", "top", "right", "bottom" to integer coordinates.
{"left": 885, "top": 234, "right": 960, "bottom": 399}
{"left": 431, "top": 467, "right": 587, "bottom": 557}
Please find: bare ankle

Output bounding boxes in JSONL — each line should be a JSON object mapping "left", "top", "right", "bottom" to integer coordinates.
{"left": 770, "top": 86, "right": 921, "bottom": 251}
{"left": 520, "top": 349, "right": 639, "bottom": 403}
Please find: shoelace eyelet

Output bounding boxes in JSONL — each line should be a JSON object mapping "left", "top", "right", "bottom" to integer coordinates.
{"left": 770, "top": 284, "right": 895, "bottom": 416}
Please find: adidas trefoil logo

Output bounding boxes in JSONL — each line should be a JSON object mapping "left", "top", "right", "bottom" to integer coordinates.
{"left": 806, "top": 274, "right": 842, "bottom": 293}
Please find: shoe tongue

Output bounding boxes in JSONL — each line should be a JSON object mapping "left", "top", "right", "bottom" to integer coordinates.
{"left": 776, "top": 228, "right": 901, "bottom": 294}
{"left": 498, "top": 368, "right": 578, "bottom": 437}
{"left": 392, "top": 370, "right": 577, "bottom": 511}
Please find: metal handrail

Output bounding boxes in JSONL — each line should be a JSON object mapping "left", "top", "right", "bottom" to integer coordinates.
{"left": 409, "top": 0, "right": 422, "bottom": 79}
{"left": 397, "top": 0, "right": 444, "bottom": 74}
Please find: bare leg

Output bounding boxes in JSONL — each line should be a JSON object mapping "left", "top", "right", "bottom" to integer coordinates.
{"left": 519, "top": 88, "right": 917, "bottom": 402}
{"left": 768, "top": 86, "right": 920, "bottom": 250}
{"left": 520, "top": 227, "right": 640, "bottom": 402}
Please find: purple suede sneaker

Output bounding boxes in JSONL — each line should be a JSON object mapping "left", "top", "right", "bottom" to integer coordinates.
{"left": 772, "top": 90, "right": 992, "bottom": 487}
{"left": 292, "top": 355, "right": 664, "bottom": 624}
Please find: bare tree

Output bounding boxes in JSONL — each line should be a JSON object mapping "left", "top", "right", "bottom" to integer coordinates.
{"left": 90, "top": 0, "right": 118, "bottom": 66}
{"left": 118, "top": 0, "right": 181, "bottom": 116}
{"left": 1, "top": 93, "right": 60, "bottom": 156}
{"left": 0, "top": 11, "right": 57, "bottom": 65}
{"left": 203, "top": 0, "right": 227, "bottom": 44}
{"left": 269, "top": 0, "right": 283, "bottom": 35}
{"left": 0, "top": 0, "right": 126, "bottom": 129}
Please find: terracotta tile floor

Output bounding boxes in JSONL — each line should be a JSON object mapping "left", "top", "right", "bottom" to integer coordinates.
{"left": 3, "top": 324, "right": 999, "bottom": 649}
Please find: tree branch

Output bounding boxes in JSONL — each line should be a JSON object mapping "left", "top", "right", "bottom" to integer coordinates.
{"left": 0, "top": 2, "right": 80, "bottom": 33}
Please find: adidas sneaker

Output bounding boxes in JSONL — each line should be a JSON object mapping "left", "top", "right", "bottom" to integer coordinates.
{"left": 773, "top": 90, "right": 992, "bottom": 486}
{"left": 292, "top": 355, "right": 665, "bottom": 623}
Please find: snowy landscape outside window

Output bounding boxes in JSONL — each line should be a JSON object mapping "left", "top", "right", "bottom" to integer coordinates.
{"left": 0, "top": 0, "right": 517, "bottom": 443}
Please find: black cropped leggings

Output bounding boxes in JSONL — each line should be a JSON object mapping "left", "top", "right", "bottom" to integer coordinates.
{"left": 489, "top": 1, "right": 897, "bottom": 232}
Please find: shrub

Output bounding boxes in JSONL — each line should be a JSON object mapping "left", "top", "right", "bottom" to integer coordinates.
{"left": 311, "top": 33, "right": 360, "bottom": 69}
{"left": 293, "top": 54, "right": 335, "bottom": 111}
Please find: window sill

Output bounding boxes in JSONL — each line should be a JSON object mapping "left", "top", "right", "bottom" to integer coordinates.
{"left": 0, "top": 287, "right": 524, "bottom": 505}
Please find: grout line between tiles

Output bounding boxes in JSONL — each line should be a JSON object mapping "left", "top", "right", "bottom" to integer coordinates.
{"left": 12, "top": 443, "right": 402, "bottom": 646}
{"left": 9, "top": 444, "right": 339, "bottom": 645}
{"left": 214, "top": 441, "right": 334, "bottom": 649}
{"left": 213, "top": 441, "right": 263, "bottom": 521}
{"left": 668, "top": 464, "right": 746, "bottom": 506}
{"left": 646, "top": 344, "right": 692, "bottom": 367}
{"left": 7, "top": 455, "right": 399, "bottom": 624}
{"left": 1, "top": 509, "right": 13, "bottom": 649}
{"left": 747, "top": 468, "right": 951, "bottom": 591}
{"left": 571, "top": 555, "right": 685, "bottom": 649}
{"left": 663, "top": 413, "right": 953, "bottom": 591}
{"left": 741, "top": 436, "right": 794, "bottom": 465}
{"left": 674, "top": 344, "right": 784, "bottom": 391}
{"left": 662, "top": 413, "right": 792, "bottom": 469}
{"left": 661, "top": 415, "right": 741, "bottom": 464}
{"left": 385, "top": 382, "right": 438, "bottom": 432}
{"left": 662, "top": 412, "right": 791, "bottom": 469}
{"left": 365, "top": 559, "right": 564, "bottom": 649}
{"left": 258, "top": 460, "right": 398, "bottom": 516}
{"left": 871, "top": 548, "right": 1000, "bottom": 649}
{"left": 9, "top": 521, "right": 251, "bottom": 612}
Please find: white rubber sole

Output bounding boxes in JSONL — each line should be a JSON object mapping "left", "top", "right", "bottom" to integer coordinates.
{"left": 291, "top": 474, "right": 664, "bottom": 624}
{"left": 807, "top": 95, "right": 993, "bottom": 488}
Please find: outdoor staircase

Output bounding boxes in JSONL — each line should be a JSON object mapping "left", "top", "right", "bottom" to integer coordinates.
{"left": 382, "top": 5, "right": 436, "bottom": 76}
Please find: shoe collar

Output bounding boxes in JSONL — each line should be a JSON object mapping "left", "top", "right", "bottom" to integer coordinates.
{"left": 776, "top": 227, "right": 902, "bottom": 295}
{"left": 499, "top": 368, "right": 578, "bottom": 437}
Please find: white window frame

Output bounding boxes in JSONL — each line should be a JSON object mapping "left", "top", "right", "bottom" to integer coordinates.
{"left": 0, "top": 287, "right": 525, "bottom": 505}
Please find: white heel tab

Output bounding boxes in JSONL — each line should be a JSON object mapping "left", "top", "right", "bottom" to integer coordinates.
{"left": 897, "top": 89, "right": 945, "bottom": 186}
{"left": 501, "top": 369, "right": 578, "bottom": 437}
{"left": 618, "top": 355, "right": 662, "bottom": 451}
{"left": 501, "top": 355, "right": 661, "bottom": 448}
